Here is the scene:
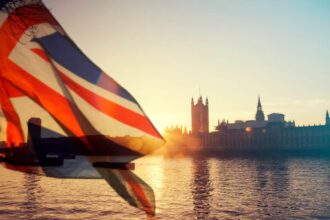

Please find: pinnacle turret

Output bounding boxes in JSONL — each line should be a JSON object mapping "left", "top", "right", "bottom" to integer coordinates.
{"left": 257, "top": 96, "right": 262, "bottom": 108}
{"left": 255, "top": 96, "right": 265, "bottom": 122}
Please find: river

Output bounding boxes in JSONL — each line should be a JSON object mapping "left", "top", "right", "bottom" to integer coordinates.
{"left": 1, "top": 156, "right": 330, "bottom": 219}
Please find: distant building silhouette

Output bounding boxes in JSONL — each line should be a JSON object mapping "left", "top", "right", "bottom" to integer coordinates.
{"left": 164, "top": 125, "right": 189, "bottom": 136}
{"left": 255, "top": 96, "right": 265, "bottom": 122}
{"left": 268, "top": 113, "right": 285, "bottom": 123}
{"left": 191, "top": 96, "right": 209, "bottom": 135}
{"left": 189, "top": 96, "right": 330, "bottom": 152}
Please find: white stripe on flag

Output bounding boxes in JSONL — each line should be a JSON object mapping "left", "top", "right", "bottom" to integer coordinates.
{"left": 9, "top": 39, "right": 68, "bottom": 98}
{"left": 18, "top": 22, "right": 144, "bottom": 116}
{"left": 10, "top": 97, "right": 67, "bottom": 140}
{"left": 69, "top": 89, "right": 148, "bottom": 137}
{"left": 68, "top": 89, "right": 162, "bottom": 154}
{"left": 52, "top": 61, "right": 144, "bottom": 115}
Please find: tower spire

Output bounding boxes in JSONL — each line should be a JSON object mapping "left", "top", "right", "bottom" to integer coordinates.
{"left": 257, "top": 96, "right": 261, "bottom": 108}
{"left": 255, "top": 96, "right": 265, "bottom": 122}
{"left": 326, "top": 110, "right": 330, "bottom": 126}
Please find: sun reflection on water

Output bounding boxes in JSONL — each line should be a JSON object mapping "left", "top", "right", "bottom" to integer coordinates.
{"left": 1, "top": 157, "right": 330, "bottom": 219}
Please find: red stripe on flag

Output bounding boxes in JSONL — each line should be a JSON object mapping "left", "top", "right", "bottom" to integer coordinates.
{"left": 61, "top": 72, "right": 162, "bottom": 139}
{"left": 0, "top": 7, "right": 94, "bottom": 148}
{"left": 2, "top": 60, "right": 92, "bottom": 146}
{"left": 31, "top": 48, "right": 50, "bottom": 62}
{"left": 0, "top": 4, "right": 60, "bottom": 146}
{"left": 3, "top": 80, "right": 25, "bottom": 98}
{"left": 0, "top": 79, "right": 24, "bottom": 146}
{"left": 0, "top": 5, "right": 59, "bottom": 59}
{"left": 119, "top": 170, "right": 154, "bottom": 217}
{"left": 31, "top": 48, "right": 161, "bottom": 139}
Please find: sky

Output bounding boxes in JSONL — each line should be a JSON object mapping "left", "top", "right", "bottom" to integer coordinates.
{"left": 44, "top": 0, "right": 330, "bottom": 133}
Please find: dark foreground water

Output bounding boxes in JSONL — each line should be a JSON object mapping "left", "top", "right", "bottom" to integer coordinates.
{"left": 1, "top": 156, "right": 330, "bottom": 219}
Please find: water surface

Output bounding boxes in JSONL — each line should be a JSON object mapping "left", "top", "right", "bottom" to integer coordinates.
{"left": 1, "top": 156, "right": 330, "bottom": 219}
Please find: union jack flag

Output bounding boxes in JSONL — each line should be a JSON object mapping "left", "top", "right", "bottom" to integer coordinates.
{"left": 0, "top": 0, "right": 164, "bottom": 217}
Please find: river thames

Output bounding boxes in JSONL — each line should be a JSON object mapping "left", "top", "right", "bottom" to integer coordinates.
{"left": 1, "top": 156, "right": 330, "bottom": 219}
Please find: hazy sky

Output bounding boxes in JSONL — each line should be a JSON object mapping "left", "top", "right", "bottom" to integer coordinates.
{"left": 44, "top": 0, "right": 330, "bottom": 132}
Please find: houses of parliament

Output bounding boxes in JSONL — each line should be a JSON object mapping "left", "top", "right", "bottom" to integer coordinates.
{"left": 165, "top": 96, "right": 330, "bottom": 152}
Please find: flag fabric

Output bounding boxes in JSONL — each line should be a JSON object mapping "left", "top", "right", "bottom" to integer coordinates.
{"left": 0, "top": 0, "right": 164, "bottom": 217}
{"left": 97, "top": 167, "right": 155, "bottom": 217}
